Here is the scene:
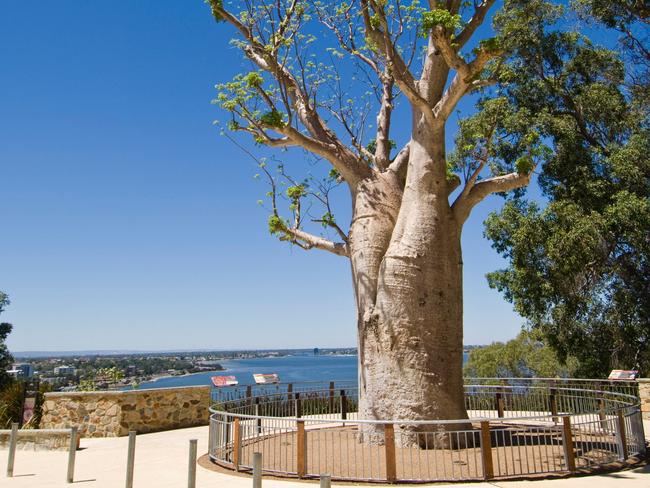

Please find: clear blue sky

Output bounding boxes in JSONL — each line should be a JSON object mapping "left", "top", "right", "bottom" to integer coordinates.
{"left": 0, "top": 1, "right": 528, "bottom": 352}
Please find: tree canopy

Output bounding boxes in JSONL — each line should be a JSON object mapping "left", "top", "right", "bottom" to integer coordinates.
{"left": 464, "top": 330, "right": 578, "bottom": 378}
{"left": 484, "top": 3, "right": 649, "bottom": 377}
{"left": 208, "top": 0, "right": 553, "bottom": 256}
{"left": 0, "top": 292, "right": 14, "bottom": 390}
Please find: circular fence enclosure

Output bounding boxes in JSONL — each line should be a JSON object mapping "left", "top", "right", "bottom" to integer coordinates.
{"left": 208, "top": 379, "right": 646, "bottom": 483}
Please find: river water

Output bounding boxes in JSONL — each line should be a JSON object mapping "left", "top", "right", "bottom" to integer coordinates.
{"left": 136, "top": 352, "right": 470, "bottom": 390}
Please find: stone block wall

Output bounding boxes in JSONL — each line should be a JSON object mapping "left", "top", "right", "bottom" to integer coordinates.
{"left": 639, "top": 378, "right": 650, "bottom": 420}
{"left": 0, "top": 429, "right": 73, "bottom": 451}
{"left": 40, "top": 385, "right": 211, "bottom": 437}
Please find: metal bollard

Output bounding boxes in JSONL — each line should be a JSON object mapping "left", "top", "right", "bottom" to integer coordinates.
{"left": 66, "top": 427, "right": 78, "bottom": 483}
{"left": 188, "top": 439, "right": 197, "bottom": 488}
{"left": 252, "top": 452, "right": 262, "bottom": 488}
{"left": 125, "top": 431, "right": 137, "bottom": 488}
{"left": 320, "top": 473, "right": 331, "bottom": 488}
{"left": 6, "top": 422, "right": 18, "bottom": 477}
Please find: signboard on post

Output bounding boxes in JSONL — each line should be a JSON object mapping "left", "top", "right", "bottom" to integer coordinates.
{"left": 20, "top": 379, "right": 40, "bottom": 427}
{"left": 211, "top": 375, "right": 239, "bottom": 387}
{"left": 22, "top": 397, "right": 36, "bottom": 425}
{"left": 608, "top": 370, "right": 638, "bottom": 380}
{"left": 253, "top": 373, "right": 280, "bottom": 384}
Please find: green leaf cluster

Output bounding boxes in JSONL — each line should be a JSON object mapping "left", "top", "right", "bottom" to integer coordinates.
{"left": 260, "top": 110, "right": 286, "bottom": 128}
{"left": 286, "top": 184, "right": 306, "bottom": 201}
{"left": 421, "top": 8, "right": 462, "bottom": 33}
{"left": 268, "top": 215, "right": 287, "bottom": 235}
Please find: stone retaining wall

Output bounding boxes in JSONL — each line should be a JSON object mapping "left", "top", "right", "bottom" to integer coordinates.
{"left": 0, "top": 429, "right": 73, "bottom": 451}
{"left": 40, "top": 385, "right": 211, "bottom": 437}
{"left": 639, "top": 378, "right": 650, "bottom": 420}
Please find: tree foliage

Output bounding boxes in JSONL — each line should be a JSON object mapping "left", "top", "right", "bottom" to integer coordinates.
{"left": 484, "top": 5, "right": 649, "bottom": 377}
{"left": 464, "top": 330, "right": 578, "bottom": 378}
{"left": 0, "top": 292, "right": 14, "bottom": 391}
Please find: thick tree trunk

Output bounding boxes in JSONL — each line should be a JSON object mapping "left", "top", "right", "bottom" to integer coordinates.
{"left": 350, "top": 124, "right": 469, "bottom": 447}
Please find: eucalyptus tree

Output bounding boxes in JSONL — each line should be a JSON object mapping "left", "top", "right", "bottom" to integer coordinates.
{"left": 208, "top": 0, "right": 550, "bottom": 436}
{"left": 484, "top": 2, "right": 650, "bottom": 377}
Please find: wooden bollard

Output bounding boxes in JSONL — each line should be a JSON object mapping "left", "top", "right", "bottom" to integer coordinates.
{"left": 252, "top": 452, "right": 262, "bottom": 488}
{"left": 6, "top": 422, "right": 18, "bottom": 477}
{"left": 287, "top": 383, "right": 293, "bottom": 401}
{"left": 66, "top": 427, "right": 78, "bottom": 483}
{"left": 384, "top": 424, "right": 397, "bottom": 483}
{"left": 320, "top": 473, "right": 332, "bottom": 488}
{"left": 480, "top": 421, "right": 494, "bottom": 480}
{"left": 233, "top": 418, "right": 242, "bottom": 471}
{"left": 246, "top": 385, "right": 253, "bottom": 404}
{"left": 562, "top": 417, "right": 576, "bottom": 472}
{"left": 296, "top": 420, "right": 307, "bottom": 478}
{"left": 125, "top": 431, "right": 137, "bottom": 488}
{"left": 188, "top": 439, "right": 197, "bottom": 488}
{"left": 616, "top": 410, "right": 629, "bottom": 460}
{"left": 340, "top": 390, "right": 347, "bottom": 420}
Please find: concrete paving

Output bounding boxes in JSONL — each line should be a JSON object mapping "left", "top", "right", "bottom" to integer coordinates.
{"left": 1, "top": 421, "right": 648, "bottom": 487}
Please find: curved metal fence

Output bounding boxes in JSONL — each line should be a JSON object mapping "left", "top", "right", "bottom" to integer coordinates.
{"left": 208, "top": 379, "right": 645, "bottom": 483}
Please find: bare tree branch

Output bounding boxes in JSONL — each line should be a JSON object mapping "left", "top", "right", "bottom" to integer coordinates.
{"left": 281, "top": 227, "right": 349, "bottom": 257}
{"left": 374, "top": 74, "right": 395, "bottom": 170}
{"left": 454, "top": 0, "right": 498, "bottom": 48}
{"left": 452, "top": 171, "right": 534, "bottom": 223}
{"left": 361, "top": 0, "right": 437, "bottom": 127}
{"left": 211, "top": 1, "right": 373, "bottom": 185}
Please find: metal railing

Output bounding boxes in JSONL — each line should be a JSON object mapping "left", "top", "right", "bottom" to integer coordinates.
{"left": 208, "top": 379, "right": 646, "bottom": 483}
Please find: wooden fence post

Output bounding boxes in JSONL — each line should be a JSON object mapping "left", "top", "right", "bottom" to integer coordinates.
{"left": 480, "top": 421, "right": 494, "bottom": 480}
{"left": 233, "top": 418, "right": 242, "bottom": 471}
{"left": 295, "top": 393, "right": 302, "bottom": 418}
{"left": 255, "top": 398, "right": 262, "bottom": 433}
{"left": 562, "top": 416, "right": 576, "bottom": 472}
{"left": 384, "top": 423, "right": 397, "bottom": 483}
{"left": 340, "top": 390, "right": 347, "bottom": 420}
{"left": 616, "top": 410, "right": 629, "bottom": 460}
{"left": 550, "top": 388, "right": 558, "bottom": 423}
{"left": 287, "top": 383, "right": 293, "bottom": 401}
{"left": 297, "top": 420, "right": 307, "bottom": 478}
{"left": 328, "top": 381, "right": 335, "bottom": 413}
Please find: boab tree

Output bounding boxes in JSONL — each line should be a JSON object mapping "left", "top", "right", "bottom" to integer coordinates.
{"left": 208, "top": 0, "right": 550, "bottom": 436}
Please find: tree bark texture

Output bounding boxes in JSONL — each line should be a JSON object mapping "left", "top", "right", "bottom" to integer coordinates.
{"left": 350, "top": 125, "right": 469, "bottom": 447}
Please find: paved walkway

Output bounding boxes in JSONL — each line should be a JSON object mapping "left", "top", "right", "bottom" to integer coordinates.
{"left": 1, "top": 422, "right": 648, "bottom": 487}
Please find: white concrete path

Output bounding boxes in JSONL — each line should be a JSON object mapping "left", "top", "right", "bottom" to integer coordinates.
{"left": 1, "top": 421, "right": 648, "bottom": 488}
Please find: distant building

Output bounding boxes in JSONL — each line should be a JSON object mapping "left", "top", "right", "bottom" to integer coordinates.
{"left": 53, "top": 366, "right": 76, "bottom": 376}
{"left": 8, "top": 363, "right": 34, "bottom": 378}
